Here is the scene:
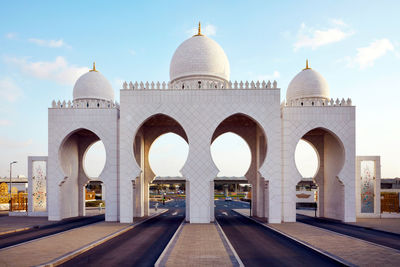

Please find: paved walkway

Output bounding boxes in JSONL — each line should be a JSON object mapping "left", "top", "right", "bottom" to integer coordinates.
{"left": 0, "top": 208, "right": 107, "bottom": 235}
{"left": 235, "top": 209, "right": 400, "bottom": 266}
{"left": 0, "top": 222, "right": 129, "bottom": 267}
{"left": 165, "top": 223, "right": 234, "bottom": 267}
{"left": 0, "top": 208, "right": 166, "bottom": 267}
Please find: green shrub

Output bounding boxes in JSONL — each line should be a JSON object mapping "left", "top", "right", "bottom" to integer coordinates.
{"left": 85, "top": 200, "right": 105, "bottom": 207}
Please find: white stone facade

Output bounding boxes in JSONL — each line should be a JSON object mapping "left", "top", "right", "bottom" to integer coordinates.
{"left": 44, "top": 27, "right": 356, "bottom": 223}
{"left": 47, "top": 102, "right": 119, "bottom": 221}
{"left": 282, "top": 104, "right": 356, "bottom": 222}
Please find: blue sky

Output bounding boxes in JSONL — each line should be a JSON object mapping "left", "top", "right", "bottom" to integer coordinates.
{"left": 1, "top": 0, "right": 399, "bottom": 178}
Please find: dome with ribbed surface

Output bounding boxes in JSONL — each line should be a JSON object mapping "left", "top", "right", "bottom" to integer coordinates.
{"left": 286, "top": 66, "right": 329, "bottom": 102}
{"left": 73, "top": 69, "right": 114, "bottom": 102}
{"left": 169, "top": 33, "right": 230, "bottom": 83}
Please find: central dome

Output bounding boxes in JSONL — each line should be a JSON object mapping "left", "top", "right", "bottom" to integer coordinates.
{"left": 169, "top": 25, "right": 230, "bottom": 83}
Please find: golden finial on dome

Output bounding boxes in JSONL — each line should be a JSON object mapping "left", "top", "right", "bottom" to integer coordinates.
{"left": 90, "top": 62, "right": 98, "bottom": 72}
{"left": 303, "top": 59, "right": 311, "bottom": 70}
{"left": 194, "top": 21, "right": 203, "bottom": 36}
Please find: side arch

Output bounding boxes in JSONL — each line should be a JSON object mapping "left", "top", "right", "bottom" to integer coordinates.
{"left": 292, "top": 126, "right": 346, "bottom": 220}
{"left": 57, "top": 128, "right": 105, "bottom": 219}
{"left": 294, "top": 126, "right": 345, "bottom": 184}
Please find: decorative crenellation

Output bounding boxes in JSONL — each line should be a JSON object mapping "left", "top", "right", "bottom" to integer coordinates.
{"left": 50, "top": 99, "right": 119, "bottom": 109}
{"left": 284, "top": 97, "right": 353, "bottom": 107}
{"left": 121, "top": 79, "right": 279, "bottom": 90}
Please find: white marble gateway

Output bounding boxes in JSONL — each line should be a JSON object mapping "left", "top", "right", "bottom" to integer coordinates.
{"left": 43, "top": 24, "right": 356, "bottom": 223}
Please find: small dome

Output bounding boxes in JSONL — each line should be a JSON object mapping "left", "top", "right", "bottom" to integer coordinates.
{"left": 169, "top": 24, "right": 230, "bottom": 83}
{"left": 286, "top": 62, "right": 329, "bottom": 102}
{"left": 73, "top": 64, "right": 114, "bottom": 102}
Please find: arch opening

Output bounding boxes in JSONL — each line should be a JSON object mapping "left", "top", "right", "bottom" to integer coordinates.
{"left": 83, "top": 140, "right": 106, "bottom": 179}
{"left": 211, "top": 113, "right": 267, "bottom": 219}
{"left": 211, "top": 132, "right": 251, "bottom": 177}
{"left": 148, "top": 133, "right": 189, "bottom": 177}
{"left": 295, "top": 139, "right": 319, "bottom": 215}
{"left": 295, "top": 139, "right": 319, "bottom": 179}
{"left": 58, "top": 128, "right": 106, "bottom": 219}
{"left": 294, "top": 127, "right": 345, "bottom": 221}
{"left": 132, "top": 114, "right": 188, "bottom": 217}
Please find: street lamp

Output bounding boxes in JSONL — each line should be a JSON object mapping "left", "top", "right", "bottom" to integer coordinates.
{"left": 9, "top": 161, "right": 17, "bottom": 211}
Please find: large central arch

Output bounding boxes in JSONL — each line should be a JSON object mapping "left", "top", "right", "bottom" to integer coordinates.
{"left": 132, "top": 114, "right": 188, "bottom": 217}
{"left": 211, "top": 113, "right": 267, "bottom": 218}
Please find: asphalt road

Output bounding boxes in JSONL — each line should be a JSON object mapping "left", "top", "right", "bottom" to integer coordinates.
{"left": 297, "top": 213, "right": 400, "bottom": 250}
{"left": 216, "top": 200, "right": 343, "bottom": 266}
{"left": 0, "top": 214, "right": 104, "bottom": 249}
{"left": 61, "top": 200, "right": 185, "bottom": 267}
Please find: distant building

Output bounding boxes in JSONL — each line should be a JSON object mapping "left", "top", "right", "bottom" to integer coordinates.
{"left": 0, "top": 177, "right": 28, "bottom": 192}
{"left": 381, "top": 178, "right": 400, "bottom": 189}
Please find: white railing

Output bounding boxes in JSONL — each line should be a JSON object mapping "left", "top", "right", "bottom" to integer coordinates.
{"left": 51, "top": 99, "right": 119, "bottom": 109}
{"left": 284, "top": 98, "right": 352, "bottom": 107}
{"left": 121, "top": 79, "right": 279, "bottom": 90}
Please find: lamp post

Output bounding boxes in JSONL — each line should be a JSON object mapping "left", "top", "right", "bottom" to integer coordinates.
{"left": 9, "top": 161, "right": 17, "bottom": 211}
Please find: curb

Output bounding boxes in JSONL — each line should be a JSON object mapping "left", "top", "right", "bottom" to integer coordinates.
{"left": 37, "top": 209, "right": 168, "bottom": 267}
{"left": 154, "top": 219, "right": 185, "bottom": 267}
{"left": 233, "top": 210, "right": 355, "bottom": 267}
{"left": 215, "top": 220, "right": 244, "bottom": 267}
{"left": 0, "top": 227, "right": 31, "bottom": 236}
{"left": 234, "top": 200, "right": 251, "bottom": 204}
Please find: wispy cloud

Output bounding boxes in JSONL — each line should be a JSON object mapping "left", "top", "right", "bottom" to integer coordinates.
{"left": 6, "top": 56, "right": 89, "bottom": 85}
{"left": 0, "top": 137, "right": 32, "bottom": 148}
{"left": 330, "top": 18, "right": 347, "bottom": 27}
{"left": 186, "top": 23, "right": 217, "bottom": 36}
{"left": 28, "top": 38, "right": 69, "bottom": 48}
{"left": 129, "top": 49, "right": 136, "bottom": 56}
{"left": 257, "top": 71, "right": 280, "bottom": 81}
{"left": 349, "top": 39, "right": 394, "bottom": 69}
{"left": 5, "top": 32, "right": 17, "bottom": 40}
{"left": 294, "top": 20, "right": 353, "bottom": 51}
{"left": 0, "top": 77, "right": 23, "bottom": 102}
{"left": 0, "top": 119, "right": 11, "bottom": 126}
